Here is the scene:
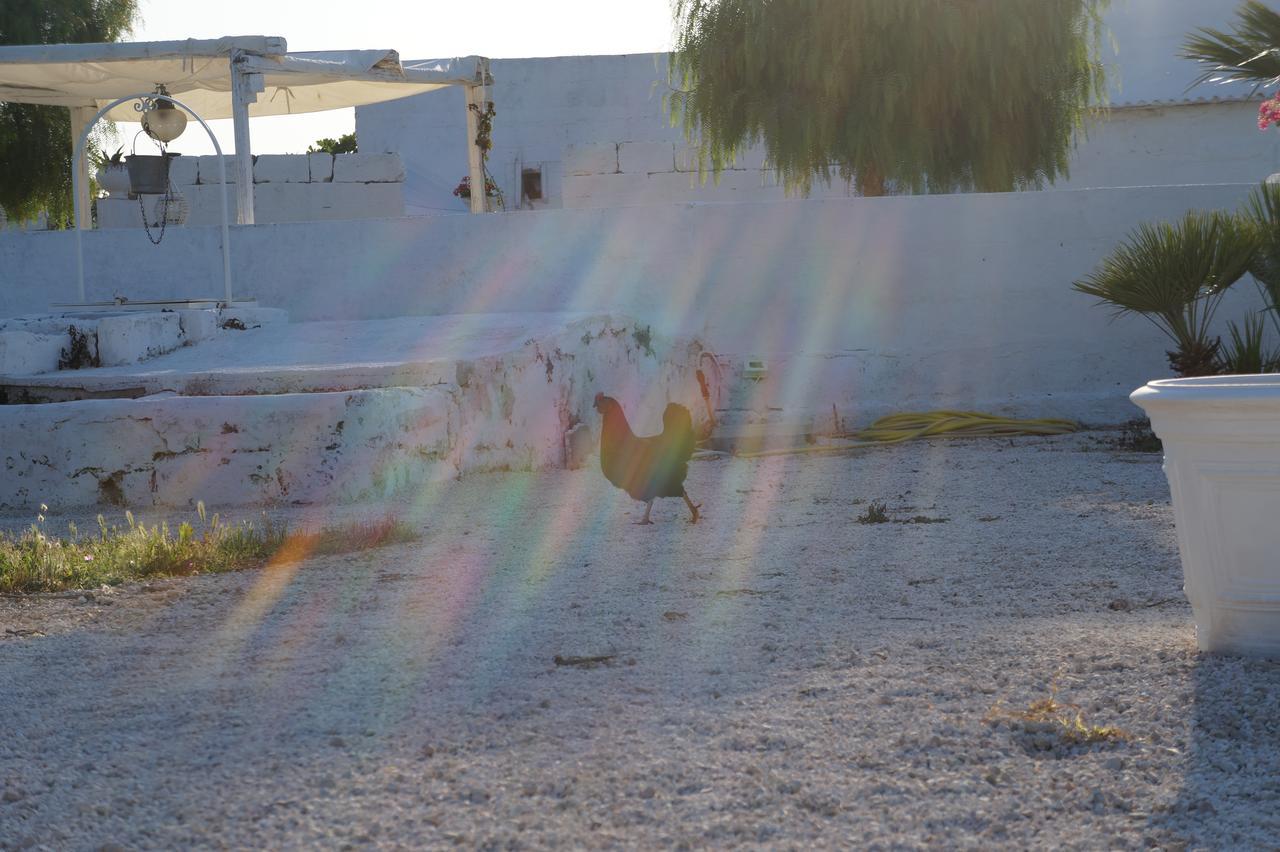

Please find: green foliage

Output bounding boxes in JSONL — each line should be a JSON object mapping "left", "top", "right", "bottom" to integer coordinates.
{"left": 307, "top": 132, "right": 357, "bottom": 154}
{"left": 1073, "top": 211, "right": 1261, "bottom": 376}
{"left": 0, "top": 0, "right": 138, "bottom": 226}
{"left": 668, "top": 0, "right": 1108, "bottom": 196}
{"left": 856, "top": 501, "right": 890, "bottom": 524}
{"left": 1222, "top": 312, "right": 1280, "bottom": 373}
{"left": 1183, "top": 0, "right": 1280, "bottom": 90}
{"left": 0, "top": 507, "right": 417, "bottom": 594}
{"left": 1241, "top": 181, "right": 1280, "bottom": 334}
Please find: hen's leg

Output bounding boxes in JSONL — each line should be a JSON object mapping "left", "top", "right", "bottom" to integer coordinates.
{"left": 682, "top": 489, "right": 701, "bottom": 524}
{"left": 636, "top": 500, "right": 655, "bottom": 525}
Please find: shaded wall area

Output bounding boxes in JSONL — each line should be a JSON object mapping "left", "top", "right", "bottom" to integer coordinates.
{"left": 0, "top": 183, "right": 1265, "bottom": 423}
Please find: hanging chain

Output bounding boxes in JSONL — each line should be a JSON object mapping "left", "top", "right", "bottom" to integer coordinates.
{"left": 140, "top": 140, "right": 170, "bottom": 245}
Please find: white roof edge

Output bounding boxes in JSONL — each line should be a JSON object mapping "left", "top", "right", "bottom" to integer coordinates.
{"left": 1111, "top": 93, "right": 1257, "bottom": 109}
{"left": 0, "top": 36, "right": 288, "bottom": 65}
{"left": 240, "top": 52, "right": 490, "bottom": 86}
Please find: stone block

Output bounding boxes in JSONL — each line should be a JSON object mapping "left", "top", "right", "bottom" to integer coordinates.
{"left": 676, "top": 144, "right": 769, "bottom": 172}
{"left": 96, "top": 197, "right": 140, "bottom": 229}
{"left": 675, "top": 145, "right": 703, "bottom": 173}
{"left": 618, "top": 141, "right": 675, "bottom": 174}
{"left": 177, "top": 309, "right": 219, "bottom": 343}
{"left": 95, "top": 313, "right": 183, "bottom": 367}
{"left": 168, "top": 155, "right": 199, "bottom": 185}
{"left": 308, "top": 152, "right": 334, "bottom": 183}
{"left": 332, "top": 153, "right": 405, "bottom": 183}
{"left": 0, "top": 331, "right": 66, "bottom": 375}
{"left": 196, "top": 155, "right": 237, "bottom": 184}
{"left": 563, "top": 143, "right": 618, "bottom": 176}
{"left": 254, "top": 154, "right": 310, "bottom": 183}
{"left": 561, "top": 173, "right": 651, "bottom": 208}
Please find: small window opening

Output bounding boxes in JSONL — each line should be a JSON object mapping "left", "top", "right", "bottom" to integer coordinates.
{"left": 521, "top": 167, "right": 543, "bottom": 204}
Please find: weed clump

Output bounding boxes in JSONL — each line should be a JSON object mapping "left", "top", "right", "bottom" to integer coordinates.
{"left": 1111, "top": 419, "right": 1162, "bottom": 453}
{"left": 856, "top": 501, "right": 890, "bottom": 524}
{"left": 986, "top": 694, "right": 1130, "bottom": 753}
{"left": 0, "top": 504, "right": 418, "bottom": 594}
{"left": 58, "top": 325, "right": 99, "bottom": 370}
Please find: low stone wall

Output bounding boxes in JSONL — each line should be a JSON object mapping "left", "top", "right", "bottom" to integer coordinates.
{"left": 0, "top": 315, "right": 710, "bottom": 510}
{"left": 1, "top": 388, "right": 455, "bottom": 509}
{"left": 97, "top": 153, "right": 405, "bottom": 228}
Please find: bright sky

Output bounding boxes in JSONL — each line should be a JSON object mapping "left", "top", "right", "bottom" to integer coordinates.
{"left": 123, "top": 0, "right": 675, "bottom": 155}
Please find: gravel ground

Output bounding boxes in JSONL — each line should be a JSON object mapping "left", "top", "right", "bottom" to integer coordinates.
{"left": 2, "top": 430, "right": 1280, "bottom": 850}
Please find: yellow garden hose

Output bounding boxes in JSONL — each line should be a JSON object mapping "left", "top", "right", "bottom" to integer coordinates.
{"left": 708, "top": 410, "right": 1078, "bottom": 460}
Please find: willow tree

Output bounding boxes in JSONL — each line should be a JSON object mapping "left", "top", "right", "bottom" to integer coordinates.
{"left": 669, "top": 0, "right": 1108, "bottom": 196}
{"left": 0, "top": 0, "right": 138, "bottom": 226}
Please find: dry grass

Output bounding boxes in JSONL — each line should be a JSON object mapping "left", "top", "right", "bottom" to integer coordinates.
{"left": 0, "top": 504, "right": 418, "bottom": 594}
{"left": 986, "top": 694, "right": 1131, "bottom": 748}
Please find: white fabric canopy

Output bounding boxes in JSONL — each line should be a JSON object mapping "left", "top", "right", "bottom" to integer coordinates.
{"left": 0, "top": 36, "right": 488, "bottom": 119}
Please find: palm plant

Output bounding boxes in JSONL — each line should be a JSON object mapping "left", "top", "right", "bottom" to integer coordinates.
{"left": 1183, "top": 1, "right": 1280, "bottom": 90}
{"left": 1221, "top": 312, "right": 1280, "bottom": 373}
{"left": 1074, "top": 211, "right": 1261, "bottom": 376}
{"left": 1242, "top": 181, "right": 1280, "bottom": 335}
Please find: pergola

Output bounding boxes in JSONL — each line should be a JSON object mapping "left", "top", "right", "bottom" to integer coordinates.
{"left": 0, "top": 37, "right": 491, "bottom": 303}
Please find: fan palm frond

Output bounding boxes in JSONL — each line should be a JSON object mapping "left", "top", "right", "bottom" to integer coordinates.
{"left": 1242, "top": 181, "right": 1280, "bottom": 335}
{"left": 1221, "top": 312, "right": 1280, "bottom": 373}
{"left": 1074, "top": 211, "right": 1260, "bottom": 375}
{"left": 1183, "top": 0, "right": 1280, "bottom": 90}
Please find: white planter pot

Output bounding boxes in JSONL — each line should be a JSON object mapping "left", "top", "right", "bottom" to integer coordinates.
{"left": 1131, "top": 375, "right": 1280, "bottom": 656}
{"left": 95, "top": 165, "right": 131, "bottom": 196}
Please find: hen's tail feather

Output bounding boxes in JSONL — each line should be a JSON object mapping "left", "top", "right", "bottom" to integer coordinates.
{"left": 663, "top": 403, "right": 696, "bottom": 462}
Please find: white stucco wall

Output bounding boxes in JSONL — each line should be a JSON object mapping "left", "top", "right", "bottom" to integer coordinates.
{"left": 1, "top": 183, "right": 1266, "bottom": 423}
{"left": 358, "top": 0, "right": 1273, "bottom": 213}
{"left": 95, "top": 153, "right": 405, "bottom": 228}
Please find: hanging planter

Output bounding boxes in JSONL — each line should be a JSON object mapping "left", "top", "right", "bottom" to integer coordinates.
{"left": 1132, "top": 375, "right": 1280, "bottom": 656}
{"left": 125, "top": 151, "right": 180, "bottom": 195}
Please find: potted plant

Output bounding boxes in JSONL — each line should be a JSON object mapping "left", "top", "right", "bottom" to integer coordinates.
{"left": 452, "top": 174, "right": 501, "bottom": 206}
{"left": 1080, "top": 202, "right": 1280, "bottom": 655}
{"left": 1130, "top": 373, "right": 1280, "bottom": 656}
{"left": 92, "top": 146, "right": 131, "bottom": 196}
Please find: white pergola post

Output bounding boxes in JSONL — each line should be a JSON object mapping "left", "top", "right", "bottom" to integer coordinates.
{"left": 464, "top": 84, "right": 487, "bottom": 214}
{"left": 69, "top": 105, "right": 96, "bottom": 229}
{"left": 229, "top": 50, "right": 263, "bottom": 225}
